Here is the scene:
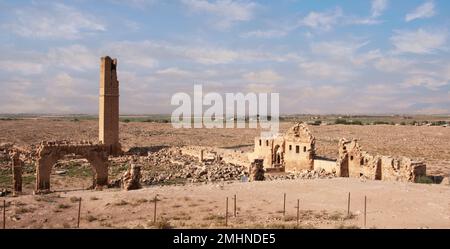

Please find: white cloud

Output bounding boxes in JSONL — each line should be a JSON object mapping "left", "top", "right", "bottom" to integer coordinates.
{"left": 243, "top": 70, "right": 282, "bottom": 84}
{"left": 298, "top": 61, "right": 355, "bottom": 81}
{"left": 156, "top": 67, "right": 193, "bottom": 77}
{"left": 371, "top": 0, "right": 388, "bottom": 17}
{"left": 181, "top": 0, "right": 257, "bottom": 29}
{"left": 403, "top": 74, "right": 448, "bottom": 90}
{"left": 298, "top": 7, "right": 343, "bottom": 31}
{"left": 5, "top": 3, "right": 105, "bottom": 40}
{"left": 0, "top": 60, "right": 44, "bottom": 75}
{"left": 374, "top": 57, "right": 414, "bottom": 72}
{"left": 405, "top": 1, "right": 435, "bottom": 22}
{"left": 48, "top": 45, "right": 98, "bottom": 71}
{"left": 391, "top": 28, "right": 447, "bottom": 54}
{"left": 241, "top": 29, "right": 288, "bottom": 38}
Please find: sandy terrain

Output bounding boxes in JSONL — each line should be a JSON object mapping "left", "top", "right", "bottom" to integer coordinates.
{"left": 1, "top": 119, "right": 449, "bottom": 176}
{"left": 2, "top": 178, "right": 449, "bottom": 229}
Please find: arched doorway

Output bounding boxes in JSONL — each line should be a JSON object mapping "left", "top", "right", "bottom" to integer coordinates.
{"left": 273, "top": 144, "right": 283, "bottom": 166}
{"left": 35, "top": 143, "right": 110, "bottom": 193}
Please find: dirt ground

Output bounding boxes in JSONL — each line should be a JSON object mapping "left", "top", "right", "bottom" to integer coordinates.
{"left": 2, "top": 178, "right": 449, "bottom": 229}
{"left": 1, "top": 119, "right": 449, "bottom": 176}
{"left": 1, "top": 119, "right": 449, "bottom": 229}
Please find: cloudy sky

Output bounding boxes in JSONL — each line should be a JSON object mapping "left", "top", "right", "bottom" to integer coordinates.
{"left": 0, "top": 0, "right": 449, "bottom": 115}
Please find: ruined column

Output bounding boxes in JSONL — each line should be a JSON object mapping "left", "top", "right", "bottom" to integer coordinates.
{"left": 99, "top": 56, "right": 121, "bottom": 155}
{"left": 11, "top": 152, "right": 23, "bottom": 194}
{"left": 122, "top": 163, "right": 142, "bottom": 191}
{"left": 249, "top": 159, "right": 265, "bottom": 181}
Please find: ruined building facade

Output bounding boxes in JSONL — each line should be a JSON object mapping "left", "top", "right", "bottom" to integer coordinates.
{"left": 250, "top": 123, "right": 315, "bottom": 172}
{"left": 99, "top": 56, "right": 121, "bottom": 155}
{"left": 336, "top": 139, "right": 426, "bottom": 182}
{"left": 249, "top": 123, "right": 427, "bottom": 183}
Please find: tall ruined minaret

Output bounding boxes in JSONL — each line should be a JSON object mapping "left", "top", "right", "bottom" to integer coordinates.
{"left": 99, "top": 56, "right": 120, "bottom": 155}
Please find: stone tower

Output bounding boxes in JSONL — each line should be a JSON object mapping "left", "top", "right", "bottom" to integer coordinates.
{"left": 99, "top": 56, "right": 121, "bottom": 155}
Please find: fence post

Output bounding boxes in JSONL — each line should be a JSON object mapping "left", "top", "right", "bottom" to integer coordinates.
{"left": 153, "top": 195, "right": 158, "bottom": 223}
{"left": 3, "top": 199, "right": 5, "bottom": 229}
{"left": 296, "top": 199, "right": 300, "bottom": 227}
{"left": 225, "top": 197, "right": 229, "bottom": 227}
{"left": 77, "top": 198, "right": 82, "bottom": 228}
{"left": 283, "top": 193, "right": 286, "bottom": 216}
{"left": 347, "top": 192, "right": 351, "bottom": 217}
{"left": 364, "top": 196, "right": 367, "bottom": 228}
{"left": 233, "top": 194, "right": 237, "bottom": 217}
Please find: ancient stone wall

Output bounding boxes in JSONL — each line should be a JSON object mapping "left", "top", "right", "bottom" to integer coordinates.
{"left": 249, "top": 123, "right": 315, "bottom": 172}
{"left": 35, "top": 141, "right": 110, "bottom": 193}
{"left": 337, "top": 138, "right": 426, "bottom": 182}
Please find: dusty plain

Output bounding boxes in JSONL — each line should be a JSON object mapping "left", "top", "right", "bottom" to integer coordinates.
{"left": 0, "top": 118, "right": 449, "bottom": 229}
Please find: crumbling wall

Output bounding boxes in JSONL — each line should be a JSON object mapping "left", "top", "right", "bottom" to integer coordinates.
{"left": 337, "top": 138, "right": 426, "bottom": 182}
{"left": 122, "top": 162, "right": 142, "bottom": 190}
{"left": 249, "top": 159, "right": 265, "bottom": 181}
{"left": 249, "top": 123, "right": 315, "bottom": 172}
{"left": 380, "top": 156, "right": 426, "bottom": 182}
{"left": 35, "top": 141, "right": 110, "bottom": 193}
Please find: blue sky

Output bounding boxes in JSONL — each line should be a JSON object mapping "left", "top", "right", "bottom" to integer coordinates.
{"left": 0, "top": 0, "right": 449, "bottom": 114}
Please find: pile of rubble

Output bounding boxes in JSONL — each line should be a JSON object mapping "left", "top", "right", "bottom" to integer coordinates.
{"left": 265, "top": 168, "right": 336, "bottom": 181}
{"left": 110, "top": 147, "right": 247, "bottom": 186}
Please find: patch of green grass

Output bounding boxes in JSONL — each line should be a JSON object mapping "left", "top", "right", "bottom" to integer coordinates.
{"left": 57, "top": 203, "right": 71, "bottom": 209}
{"left": 0, "top": 173, "right": 11, "bottom": 188}
{"left": 416, "top": 176, "right": 433, "bottom": 184}
{"left": 22, "top": 175, "right": 35, "bottom": 186}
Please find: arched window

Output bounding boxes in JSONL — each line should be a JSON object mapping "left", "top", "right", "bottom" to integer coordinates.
{"left": 303, "top": 146, "right": 306, "bottom": 152}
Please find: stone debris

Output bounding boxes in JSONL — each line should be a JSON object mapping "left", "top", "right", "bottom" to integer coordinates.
{"left": 109, "top": 147, "right": 247, "bottom": 186}
{"left": 249, "top": 159, "right": 265, "bottom": 181}
{"left": 122, "top": 163, "right": 142, "bottom": 190}
{"left": 265, "top": 168, "right": 336, "bottom": 181}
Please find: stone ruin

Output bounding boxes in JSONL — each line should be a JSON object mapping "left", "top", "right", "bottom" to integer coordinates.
{"left": 0, "top": 144, "right": 27, "bottom": 195}
{"left": 35, "top": 141, "right": 110, "bottom": 193}
{"left": 250, "top": 122, "right": 315, "bottom": 172}
{"left": 250, "top": 123, "right": 428, "bottom": 183}
{"left": 336, "top": 138, "right": 426, "bottom": 182}
{"left": 121, "top": 160, "right": 142, "bottom": 191}
{"left": 32, "top": 56, "right": 122, "bottom": 193}
{"left": 249, "top": 159, "right": 265, "bottom": 181}
{"left": 99, "top": 56, "right": 121, "bottom": 155}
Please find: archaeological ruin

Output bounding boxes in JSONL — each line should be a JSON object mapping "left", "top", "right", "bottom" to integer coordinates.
{"left": 336, "top": 139, "right": 427, "bottom": 182}
{"left": 249, "top": 122, "right": 427, "bottom": 183}
{"left": 99, "top": 56, "right": 121, "bottom": 155}
{"left": 34, "top": 56, "right": 121, "bottom": 193}
{"left": 0, "top": 55, "right": 437, "bottom": 198}
{"left": 249, "top": 123, "right": 316, "bottom": 172}
{"left": 35, "top": 141, "right": 110, "bottom": 193}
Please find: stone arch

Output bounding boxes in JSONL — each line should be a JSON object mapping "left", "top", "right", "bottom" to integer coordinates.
{"left": 35, "top": 143, "right": 110, "bottom": 193}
